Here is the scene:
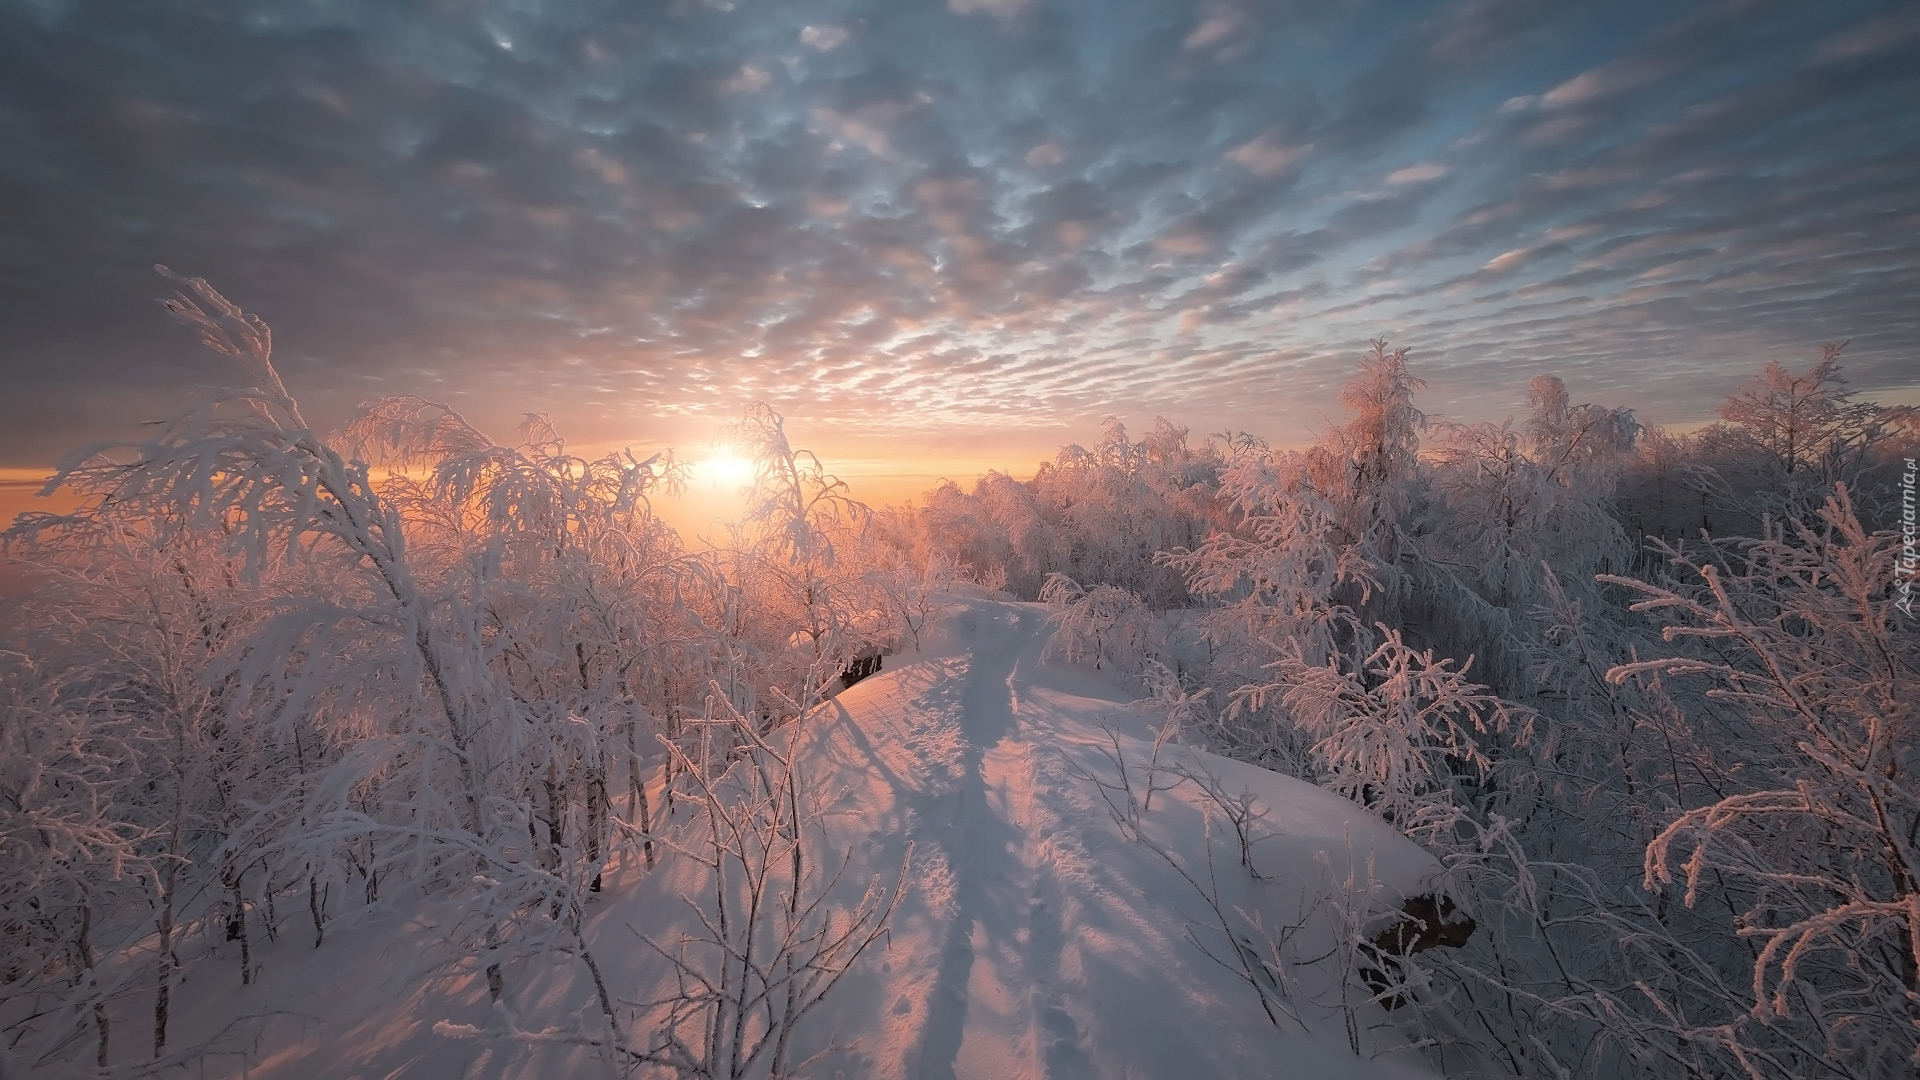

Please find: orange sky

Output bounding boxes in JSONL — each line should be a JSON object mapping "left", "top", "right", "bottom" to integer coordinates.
{"left": 0, "top": 466, "right": 981, "bottom": 572}
{"left": 0, "top": 472, "right": 78, "bottom": 529}
{"left": 651, "top": 467, "right": 993, "bottom": 547}
{"left": 12, "top": 371, "right": 1916, "bottom": 565}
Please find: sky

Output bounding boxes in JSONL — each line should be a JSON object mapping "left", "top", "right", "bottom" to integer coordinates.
{"left": 2, "top": 0, "right": 1918, "bottom": 518}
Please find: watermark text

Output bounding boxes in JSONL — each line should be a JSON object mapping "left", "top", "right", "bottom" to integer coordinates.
{"left": 1900, "top": 457, "right": 1916, "bottom": 617}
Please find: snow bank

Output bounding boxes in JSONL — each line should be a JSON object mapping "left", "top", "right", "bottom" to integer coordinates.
{"left": 164, "top": 598, "right": 1447, "bottom": 1079}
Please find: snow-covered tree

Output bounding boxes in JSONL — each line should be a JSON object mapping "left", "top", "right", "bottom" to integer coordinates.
{"left": 1039, "top": 573, "right": 1166, "bottom": 683}
{"left": 727, "top": 402, "right": 884, "bottom": 719}
{"left": 1261, "top": 628, "right": 1512, "bottom": 832}
{"left": 1422, "top": 375, "right": 1637, "bottom": 691}
{"left": 1602, "top": 486, "right": 1919, "bottom": 1075}
{"left": 1161, "top": 342, "right": 1428, "bottom": 765}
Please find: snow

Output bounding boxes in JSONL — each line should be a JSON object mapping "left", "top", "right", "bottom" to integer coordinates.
{"left": 168, "top": 598, "right": 1449, "bottom": 1079}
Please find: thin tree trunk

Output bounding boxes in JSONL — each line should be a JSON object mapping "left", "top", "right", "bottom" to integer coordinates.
{"left": 73, "top": 897, "right": 109, "bottom": 1069}
{"left": 261, "top": 863, "right": 277, "bottom": 944}
{"left": 628, "top": 722, "right": 656, "bottom": 868}
{"left": 154, "top": 750, "right": 186, "bottom": 1060}
{"left": 485, "top": 922, "right": 504, "bottom": 1004}
{"left": 308, "top": 869, "right": 326, "bottom": 949}
{"left": 544, "top": 759, "right": 567, "bottom": 862}
{"left": 225, "top": 869, "right": 252, "bottom": 985}
{"left": 154, "top": 858, "right": 178, "bottom": 1058}
{"left": 587, "top": 751, "right": 607, "bottom": 892}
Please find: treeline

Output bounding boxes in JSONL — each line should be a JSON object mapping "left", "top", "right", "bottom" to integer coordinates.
{"left": 902, "top": 342, "right": 1914, "bottom": 611}
{"left": 895, "top": 340, "right": 1919, "bottom": 1078}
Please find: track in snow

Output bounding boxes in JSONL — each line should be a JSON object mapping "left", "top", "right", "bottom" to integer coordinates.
{"left": 908, "top": 603, "right": 1093, "bottom": 1080}
{"left": 797, "top": 597, "right": 1444, "bottom": 1079}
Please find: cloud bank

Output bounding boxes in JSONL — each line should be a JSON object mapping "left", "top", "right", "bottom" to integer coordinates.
{"left": 0, "top": 0, "right": 1914, "bottom": 471}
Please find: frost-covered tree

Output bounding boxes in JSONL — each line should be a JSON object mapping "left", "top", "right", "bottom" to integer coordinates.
{"left": 1600, "top": 486, "right": 1919, "bottom": 1076}
{"left": 346, "top": 399, "right": 692, "bottom": 894}
{"left": 726, "top": 402, "right": 886, "bottom": 719}
{"left": 1422, "top": 375, "right": 1637, "bottom": 690}
{"left": 1334, "top": 340, "right": 1426, "bottom": 554}
{"left": 916, "top": 478, "right": 1022, "bottom": 593}
{"left": 1038, "top": 573, "right": 1166, "bottom": 683}
{"left": 1161, "top": 342, "right": 1427, "bottom": 765}
{"left": 1640, "top": 347, "right": 1915, "bottom": 540}
{"left": 0, "top": 270, "right": 930, "bottom": 1076}
{"left": 0, "top": 643, "right": 142, "bottom": 1072}
{"left": 1259, "top": 628, "right": 1512, "bottom": 833}
{"left": 1715, "top": 346, "right": 1864, "bottom": 480}
{"left": 906, "top": 417, "right": 1223, "bottom": 605}
{"left": 1613, "top": 421, "right": 1699, "bottom": 557}
{"left": 1, "top": 269, "right": 694, "bottom": 1067}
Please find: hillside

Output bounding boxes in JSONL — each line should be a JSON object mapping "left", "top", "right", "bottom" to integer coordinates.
{"left": 161, "top": 598, "right": 1453, "bottom": 1079}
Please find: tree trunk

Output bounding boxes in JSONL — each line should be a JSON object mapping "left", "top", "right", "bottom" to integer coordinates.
{"left": 308, "top": 869, "right": 327, "bottom": 949}
{"left": 154, "top": 860, "right": 177, "bottom": 1058}
{"left": 225, "top": 869, "right": 252, "bottom": 985}
{"left": 628, "top": 722, "right": 656, "bottom": 869}
{"left": 587, "top": 751, "right": 607, "bottom": 892}
{"left": 72, "top": 898, "right": 109, "bottom": 1069}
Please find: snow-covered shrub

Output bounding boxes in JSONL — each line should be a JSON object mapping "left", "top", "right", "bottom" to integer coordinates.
{"left": 433, "top": 686, "right": 912, "bottom": 1077}
{"left": 1038, "top": 573, "right": 1166, "bottom": 683}
{"left": 623, "top": 689, "right": 910, "bottom": 1077}
{"left": 1259, "top": 628, "right": 1515, "bottom": 832}
{"left": 1601, "top": 485, "right": 1919, "bottom": 1075}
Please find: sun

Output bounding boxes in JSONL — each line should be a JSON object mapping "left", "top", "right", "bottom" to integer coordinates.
{"left": 699, "top": 453, "right": 756, "bottom": 490}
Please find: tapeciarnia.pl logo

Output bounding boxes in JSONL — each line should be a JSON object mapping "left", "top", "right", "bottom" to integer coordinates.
{"left": 1900, "top": 457, "right": 1916, "bottom": 617}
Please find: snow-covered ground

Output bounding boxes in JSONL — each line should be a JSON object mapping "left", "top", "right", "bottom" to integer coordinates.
{"left": 170, "top": 598, "right": 1452, "bottom": 1078}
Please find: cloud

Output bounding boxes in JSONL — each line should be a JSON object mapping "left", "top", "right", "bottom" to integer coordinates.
{"left": 1184, "top": 4, "right": 1249, "bottom": 56}
{"left": 1808, "top": 9, "right": 1920, "bottom": 67}
{"left": 720, "top": 64, "right": 771, "bottom": 94}
{"left": 948, "top": 0, "right": 1034, "bottom": 21}
{"left": 1153, "top": 217, "right": 1219, "bottom": 257}
{"left": 1224, "top": 133, "right": 1312, "bottom": 179}
{"left": 1478, "top": 244, "right": 1560, "bottom": 277}
{"left": 808, "top": 95, "right": 927, "bottom": 159}
{"left": 1423, "top": 0, "right": 1557, "bottom": 64}
{"left": 1540, "top": 56, "right": 1674, "bottom": 109}
{"left": 1386, "top": 163, "right": 1450, "bottom": 185}
{"left": 799, "top": 25, "right": 848, "bottom": 51}
{"left": 0, "top": 0, "right": 1914, "bottom": 473}
{"left": 1025, "top": 141, "right": 1065, "bottom": 168}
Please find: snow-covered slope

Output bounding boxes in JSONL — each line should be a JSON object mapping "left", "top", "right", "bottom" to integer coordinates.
{"left": 172, "top": 598, "right": 1451, "bottom": 1078}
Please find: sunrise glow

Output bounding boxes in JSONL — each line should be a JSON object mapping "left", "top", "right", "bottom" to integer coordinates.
{"left": 694, "top": 453, "right": 756, "bottom": 492}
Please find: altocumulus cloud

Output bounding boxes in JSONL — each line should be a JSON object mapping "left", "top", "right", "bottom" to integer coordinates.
{"left": 0, "top": 0, "right": 1915, "bottom": 469}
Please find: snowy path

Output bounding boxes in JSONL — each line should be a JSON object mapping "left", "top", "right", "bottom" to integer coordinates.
{"left": 176, "top": 597, "right": 1449, "bottom": 1079}
{"left": 907, "top": 603, "right": 1090, "bottom": 1079}
{"left": 794, "top": 598, "right": 1447, "bottom": 1079}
